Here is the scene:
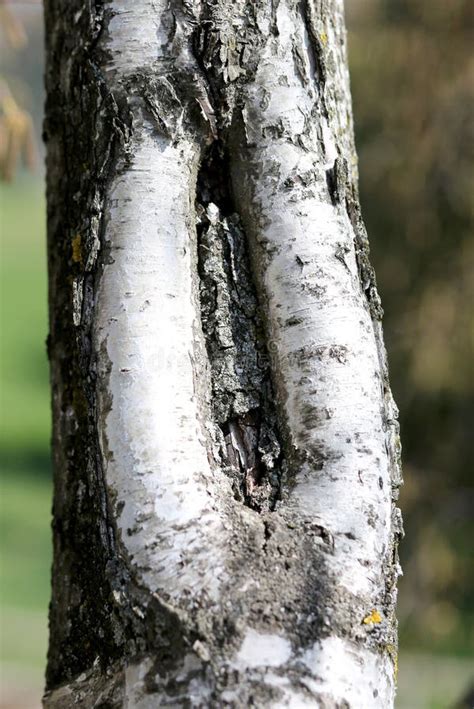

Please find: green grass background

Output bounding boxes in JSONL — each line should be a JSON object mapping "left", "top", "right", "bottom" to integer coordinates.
{"left": 0, "top": 180, "right": 51, "bottom": 706}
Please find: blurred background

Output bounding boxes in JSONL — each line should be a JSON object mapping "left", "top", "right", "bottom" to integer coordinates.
{"left": 0, "top": 1, "right": 472, "bottom": 707}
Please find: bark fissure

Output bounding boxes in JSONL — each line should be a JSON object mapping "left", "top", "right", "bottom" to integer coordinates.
{"left": 196, "top": 143, "right": 284, "bottom": 512}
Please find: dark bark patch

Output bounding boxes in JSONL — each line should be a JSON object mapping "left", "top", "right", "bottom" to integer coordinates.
{"left": 196, "top": 143, "right": 284, "bottom": 513}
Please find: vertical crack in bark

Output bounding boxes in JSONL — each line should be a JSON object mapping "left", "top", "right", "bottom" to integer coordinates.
{"left": 196, "top": 143, "right": 284, "bottom": 512}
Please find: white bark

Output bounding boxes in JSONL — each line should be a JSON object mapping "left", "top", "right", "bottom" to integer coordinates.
{"left": 95, "top": 133, "right": 229, "bottom": 601}
{"left": 232, "top": 0, "right": 393, "bottom": 616}
{"left": 44, "top": 0, "right": 402, "bottom": 706}
{"left": 95, "top": 0, "right": 230, "bottom": 604}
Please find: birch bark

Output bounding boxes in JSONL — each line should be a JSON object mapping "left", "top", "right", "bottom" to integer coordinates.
{"left": 44, "top": 1, "right": 403, "bottom": 707}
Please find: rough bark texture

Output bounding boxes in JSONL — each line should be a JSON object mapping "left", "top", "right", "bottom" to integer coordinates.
{"left": 44, "top": 1, "right": 402, "bottom": 707}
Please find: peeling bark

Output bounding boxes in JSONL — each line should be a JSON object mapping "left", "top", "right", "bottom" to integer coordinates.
{"left": 44, "top": 1, "right": 402, "bottom": 707}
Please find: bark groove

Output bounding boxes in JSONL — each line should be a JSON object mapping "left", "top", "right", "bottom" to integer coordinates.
{"left": 196, "top": 143, "right": 284, "bottom": 512}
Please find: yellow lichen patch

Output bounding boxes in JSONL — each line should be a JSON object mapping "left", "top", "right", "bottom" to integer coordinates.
{"left": 363, "top": 609, "right": 382, "bottom": 625}
{"left": 71, "top": 234, "right": 83, "bottom": 265}
{"left": 319, "top": 32, "right": 328, "bottom": 47}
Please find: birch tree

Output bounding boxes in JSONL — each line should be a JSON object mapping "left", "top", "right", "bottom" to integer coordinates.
{"left": 43, "top": 0, "right": 403, "bottom": 706}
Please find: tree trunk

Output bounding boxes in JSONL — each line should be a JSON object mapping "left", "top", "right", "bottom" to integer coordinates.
{"left": 43, "top": 1, "right": 403, "bottom": 706}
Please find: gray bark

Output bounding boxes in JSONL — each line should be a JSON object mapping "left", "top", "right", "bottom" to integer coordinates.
{"left": 43, "top": 1, "right": 402, "bottom": 707}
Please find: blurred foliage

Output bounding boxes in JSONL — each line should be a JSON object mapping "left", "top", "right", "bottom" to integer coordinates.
{"left": 0, "top": 0, "right": 38, "bottom": 183}
{"left": 0, "top": 81, "right": 36, "bottom": 182}
{"left": 348, "top": 0, "right": 474, "bottom": 656}
{"left": 0, "top": 2, "right": 28, "bottom": 51}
